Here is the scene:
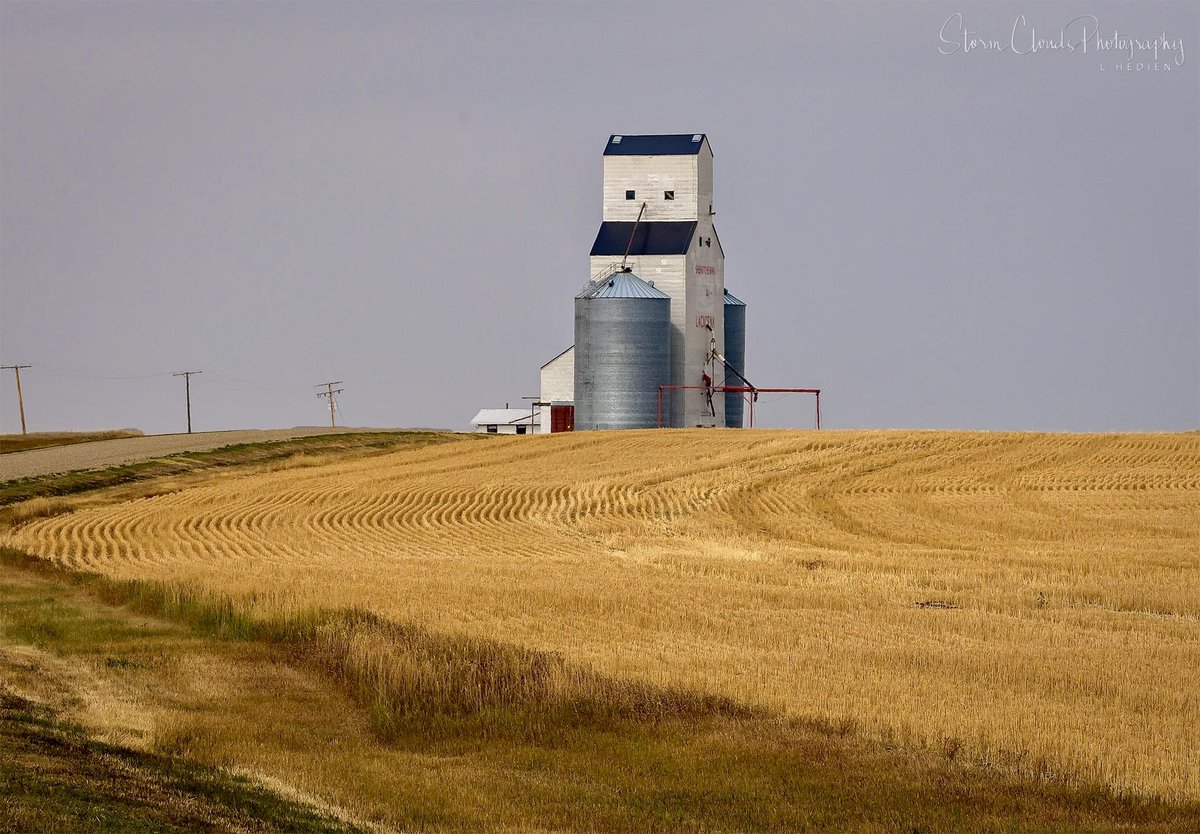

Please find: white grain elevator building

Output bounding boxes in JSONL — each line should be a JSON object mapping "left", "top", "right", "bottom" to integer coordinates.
{"left": 540, "top": 134, "right": 744, "bottom": 430}
{"left": 595, "top": 133, "right": 725, "bottom": 428}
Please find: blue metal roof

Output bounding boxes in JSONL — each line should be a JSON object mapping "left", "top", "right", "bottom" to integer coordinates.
{"left": 604, "top": 134, "right": 708, "bottom": 156}
{"left": 576, "top": 270, "right": 670, "bottom": 300}
{"left": 723, "top": 289, "right": 746, "bottom": 306}
{"left": 590, "top": 221, "right": 697, "bottom": 256}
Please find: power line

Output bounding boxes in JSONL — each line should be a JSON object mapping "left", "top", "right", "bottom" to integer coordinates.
{"left": 3, "top": 361, "right": 345, "bottom": 429}
{"left": 316, "top": 381, "right": 344, "bottom": 428}
{"left": 202, "top": 372, "right": 314, "bottom": 392}
{"left": 33, "top": 364, "right": 174, "bottom": 380}
{"left": 194, "top": 377, "right": 308, "bottom": 396}
{"left": 172, "top": 370, "right": 202, "bottom": 434}
{"left": 29, "top": 365, "right": 311, "bottom": 390}
{"left": 1, "top": 364, "right": 32, "bottom": 434}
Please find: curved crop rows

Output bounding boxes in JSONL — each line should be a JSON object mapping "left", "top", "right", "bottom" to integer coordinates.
{"left": 7, "top": 429, "right": 1200, "bottom": 799}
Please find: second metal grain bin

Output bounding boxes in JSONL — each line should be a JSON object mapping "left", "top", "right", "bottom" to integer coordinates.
{"left": 574, "top": 269, "right": 671, "bottom": 430}
{"left": 723, "top": 289, "right": 747, "bottom": 428}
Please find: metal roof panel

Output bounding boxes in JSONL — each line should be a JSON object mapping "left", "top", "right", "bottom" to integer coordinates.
{"left": 575, "top": 271, "right": 671, "bottom": 300}
{"left": 470, "top": 409, "right": 538, "bottom": 425}
{"left": 590, "top": 221, "right": 697, "bottom": 256}
{"left": 604, "top": 134, "right": 708, "bottom": 156}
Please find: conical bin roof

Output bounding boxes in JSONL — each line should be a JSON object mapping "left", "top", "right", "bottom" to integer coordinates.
{"left": 577, "top": 270, "right": 670, "bottom": 300}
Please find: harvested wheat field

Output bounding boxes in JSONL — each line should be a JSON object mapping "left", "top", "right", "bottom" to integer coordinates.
{"left": 7, "top": 429, "right": 1199, "bottom": 802}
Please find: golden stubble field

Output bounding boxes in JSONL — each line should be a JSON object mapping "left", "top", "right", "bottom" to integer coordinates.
{"left": 7, "top": 429, "right": 1199, "bottom": 800}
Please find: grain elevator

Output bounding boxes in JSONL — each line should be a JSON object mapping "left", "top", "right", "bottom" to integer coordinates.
{"left": 541, "top": 133, "right": 748, "bottom": 431}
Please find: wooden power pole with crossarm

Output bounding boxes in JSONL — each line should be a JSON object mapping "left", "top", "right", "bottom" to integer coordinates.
{"left": 172, "top": 370, "right": 202, "bottom": 433}
{"left": 317, "top": 381, "right": 343, "bottom": 428}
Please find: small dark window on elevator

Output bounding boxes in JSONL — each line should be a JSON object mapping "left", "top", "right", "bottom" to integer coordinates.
{"left": 486, "top": 425, "right": 498, "bottom": 434}
{"left": 516, "top": 425, "right": 527, "bottom": 435}
{"left": 625, "top": 190, "right": 635, "bottom": 200}
{"left": 664, "top": 190, "right": 675, "bottom": 201}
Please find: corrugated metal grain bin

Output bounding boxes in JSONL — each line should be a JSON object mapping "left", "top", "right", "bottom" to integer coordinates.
{"left": 574, "top": 270, "right": 671, "bottom": 430}
{"left": 723, "top": 289, "right": 747, "bottom": 428}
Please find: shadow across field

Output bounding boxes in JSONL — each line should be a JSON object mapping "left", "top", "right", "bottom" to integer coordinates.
{"left": 2, "top": 547, "right": 1197, "bottom": 834}
{"left": 0, "top": 687, "right": 368, "bottom": 834}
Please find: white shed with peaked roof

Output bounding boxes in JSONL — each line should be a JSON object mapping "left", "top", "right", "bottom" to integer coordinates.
{"left": 469, "top": 408, "right": 539, "bottom": 435}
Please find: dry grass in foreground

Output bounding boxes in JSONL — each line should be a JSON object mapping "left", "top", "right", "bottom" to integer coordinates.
{"left": 5, "top": 429, "right": 1199, "bottom": 804}
{"left": 2, "top": 549, "right": 1196, "bottom": 833}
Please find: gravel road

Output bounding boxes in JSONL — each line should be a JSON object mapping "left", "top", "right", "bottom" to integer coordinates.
{"left": 0, "top": 427, "right": 409, "bottom": 482}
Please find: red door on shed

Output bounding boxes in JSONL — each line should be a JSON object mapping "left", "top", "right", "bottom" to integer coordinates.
{"left": 550, "top": 405, "right": 574, "bottom": 432}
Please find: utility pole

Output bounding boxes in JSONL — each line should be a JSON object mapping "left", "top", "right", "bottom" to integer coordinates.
{"left": 1, "top": 364, "right": 31, "bottom": 434}
{"left": 172, "top": 370, "right": 202, "bottom": 433}
{"left": 317, "top": 381, "right": 343, "bottom": 428}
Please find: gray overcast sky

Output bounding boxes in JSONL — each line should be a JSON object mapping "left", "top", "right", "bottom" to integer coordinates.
{"left": 2, "top": 1, "right": 1197, "bottom": 434}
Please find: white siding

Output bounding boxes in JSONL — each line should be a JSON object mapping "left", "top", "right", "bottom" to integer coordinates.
{"left": 601, "top": 143, "right": 713, "bottom": 222}
{"left": 471, "top": 408, "right": 538, "bottom": 435}
{"left": 474, "top": 424, "right": 531, "bottom": 435}
{"left": 540, "top": 349, "right": 575, "bottom": 403}
{"left": 686, "top": 215, "right": 725, "bottom": 428}
{"left": 698, "top": 148, "right": 714, "bottom": 220}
